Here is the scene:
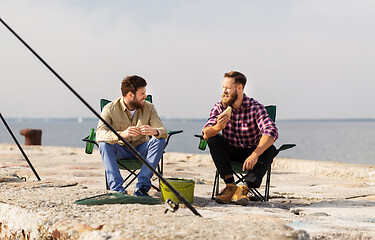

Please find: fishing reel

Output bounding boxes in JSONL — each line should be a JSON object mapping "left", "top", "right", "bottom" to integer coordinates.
{"left": 164, "top": 198, "right": 179, "bottom": 214}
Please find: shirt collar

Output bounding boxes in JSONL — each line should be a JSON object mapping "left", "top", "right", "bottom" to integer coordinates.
{"left": 236, "top": 94, "right": 250, "bottom": 111}
{"left": 121, "top": 97, "right": 139, "bottom": 116}
{"left": 242, "top": 94, "right": 251, "bottom": 107}
{"left": 120, "top": 97, "right": 127, "bottom": 112}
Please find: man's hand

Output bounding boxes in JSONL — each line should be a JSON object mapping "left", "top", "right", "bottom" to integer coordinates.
{"left": 203, "top": 113, "right": 231, "bottom": 140}
{"left": 216, "top": 113, "right": 230, "bottom": 130}
{"left": 242, "top": 135, "right": 275, "bottom": 171}
{"left": 243, "top": 153, "right": 259, "bottom": 171}
{"left": 139, "top": 125, "right": 158, "bottom": 136}
{"left": 120, "top": 126, "right": 141, "bottom": 138}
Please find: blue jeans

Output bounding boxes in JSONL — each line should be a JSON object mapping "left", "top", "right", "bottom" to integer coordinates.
{"left": 99, "top": 137, "right": 166, "bottom": 193}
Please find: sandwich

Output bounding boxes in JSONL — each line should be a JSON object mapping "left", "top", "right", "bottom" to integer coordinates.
{"left": 219, "top": 106, "right": 232, "bottom": 118}
{"left": 136, "top": 119, "right": 143, "bottom": 128}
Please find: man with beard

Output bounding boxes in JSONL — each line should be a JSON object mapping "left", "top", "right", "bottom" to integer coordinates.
{"left": 202, "top": 71, "right": 278, "bottom": 206}
{"left": 96, "top": 75, "right": 167, "bottom": 196}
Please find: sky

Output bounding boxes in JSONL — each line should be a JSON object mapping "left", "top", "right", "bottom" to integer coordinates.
{"left": 1, "top": 0, "right": 374, "bottom": 120}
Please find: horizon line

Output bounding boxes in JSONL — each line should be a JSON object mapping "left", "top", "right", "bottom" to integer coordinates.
{"left": 3, "top": 117, "right": 375, "bottom": 122}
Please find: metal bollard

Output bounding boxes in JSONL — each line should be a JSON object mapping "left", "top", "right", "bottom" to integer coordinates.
{"left": 20, "top": 129, "right": 42, "bottom": 145}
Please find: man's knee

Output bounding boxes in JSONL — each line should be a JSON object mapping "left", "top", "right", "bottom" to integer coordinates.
{"left": 155, "top": 137, "right": 166, "bottom": 148}
{"left": 262, "top": 145, "right": 277, "bottom": 164}
{"left": 148, "top": 137, "right": 166, "bottom": 151}
{"left": 207, "top": 134, "right": 225, "bottom": 147}
{"left": 99, "top": 142, "right": 114, "bottom": 152}
{"left": 159, "top": 137, "right": 166, "bottom": 146}
{"left": 245, "top": 145, "right": 276, "bottom": 188}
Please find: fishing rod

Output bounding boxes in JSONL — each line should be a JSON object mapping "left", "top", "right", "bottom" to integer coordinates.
{"left": 0, "top": 113, "right": 41, "bottom": 181}
{"left": 0, "top": 17, "right": 201, "bottom": 217}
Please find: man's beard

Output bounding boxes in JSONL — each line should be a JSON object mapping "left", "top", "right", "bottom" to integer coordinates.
{"left": 221, "top": 90, "right": 238, "bottom": 108}
{"left": 129, "top": 97, "right": 144, "bottom": 109}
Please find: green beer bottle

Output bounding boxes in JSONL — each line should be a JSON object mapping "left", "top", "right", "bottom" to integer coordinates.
{"left": 85, "top": 128, "right": 95, "bottom": 154}
{"left": 198, "top": 137, "right": 207, "bottom": 150}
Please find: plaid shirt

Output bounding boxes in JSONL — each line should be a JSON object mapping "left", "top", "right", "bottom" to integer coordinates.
{"left": 203, "top": 94, "right": 278, "bottom": 148}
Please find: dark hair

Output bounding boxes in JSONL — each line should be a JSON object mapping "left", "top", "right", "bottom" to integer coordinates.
{"left": 224, "top": 71, "right": 247, "bottom": 87}
{"left": 121, "top": 75, "right": 147, "bottom": 96}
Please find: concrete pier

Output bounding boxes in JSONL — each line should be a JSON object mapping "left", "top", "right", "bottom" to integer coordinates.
{"left": 0, "top": 143, "right": 374, "bottom": 239}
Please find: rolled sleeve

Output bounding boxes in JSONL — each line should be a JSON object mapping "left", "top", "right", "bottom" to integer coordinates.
{"left": 202, "top": 104, "right": 222, "bottom": 134}
{"left": 149, "top": 104, "right": 168, "bottom": 139}
{"left": 256, "top": 106, "right": 278, "bottom": 142}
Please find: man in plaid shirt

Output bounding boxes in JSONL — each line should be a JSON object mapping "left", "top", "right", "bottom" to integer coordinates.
{"left": 202, "top": 71, "right": 278, "bottom": 206}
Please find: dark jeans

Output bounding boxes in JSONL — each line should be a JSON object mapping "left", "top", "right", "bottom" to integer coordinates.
{"left": 207, "top": 135, "right": 276, "bottom": 188}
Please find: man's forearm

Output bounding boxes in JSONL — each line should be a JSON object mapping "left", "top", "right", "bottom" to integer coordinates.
{"left": 203, "top": 125, "right": 222, "bottom": 140}
{"left": 252, "top": 135, "right": 275, "bottom": 156}
{"left": 243, "top": 135, "right": 275, "bottom": 170}
{"left": 203, "top": 114, "right": 230, "bottom": 140}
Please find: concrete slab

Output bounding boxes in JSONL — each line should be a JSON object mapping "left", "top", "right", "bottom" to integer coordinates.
{"left": 1, "top": 143, "right": 374, "bottom": 239}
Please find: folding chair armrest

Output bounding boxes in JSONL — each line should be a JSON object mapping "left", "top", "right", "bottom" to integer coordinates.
{"left": 82, "top": 136, "right": 99, "bottom": 147}
{"left": 194, "top": 134, "right": 207, "bottom": 151}
{"left": 167, "top": 130, "right": 183, "bottom": 136}
{"left": 166, "top": 130, "right": 183, "bottom": 146}
{"left": 276, "top": 144, "right": 296, "bottom": 156}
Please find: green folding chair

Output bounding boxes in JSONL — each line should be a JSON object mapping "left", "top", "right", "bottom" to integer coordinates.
{"left": 195, "top": 105, "right": 296, "bottom": 201}
{"left": 83, "top": 95, "right": 183, "bottom": 191}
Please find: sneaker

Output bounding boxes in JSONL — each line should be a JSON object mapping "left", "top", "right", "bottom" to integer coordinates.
{"left": 232, "top": 185, "right": 250, "bottom": 206}
{"left": 214, "top": 183, "right": 237, "bottom": 204}
{"left": 133, "top": 187, "right": 151, "bottom": 197}
{"left": 108, "top": 190, "right": 128, "bottom": 195}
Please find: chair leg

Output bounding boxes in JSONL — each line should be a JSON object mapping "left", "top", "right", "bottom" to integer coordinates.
{"left": 158, "top": 156, "right": 163, "bottom": 190}
{"left": 250, "top": 188, "right": 265, "bottom": 202}
{"left": 123, "top": 175, "right": 138, "bottom": 190}
{"left": 160, "top": 154, "right": 164, "bottom": 175}
{"left": 211, "top": 168, "right": 271, "bottom": 202}
{"left": 105, "top": 171, "right": 110, "bottom": 190}
{"left": 233, "top": 172, "right": 245, "bottom": 185}
{"left": 118, "top": 160, "right": 163, "bottom": 192}
{"left": 248, "top": 166, "right": 271, "bottom": 202}
{"left": 127, "top": 172, "right": 161, "bottom": 191}
{"left": 123, "top": 169, "right": 138, "bottom": 183}
{"left": 117, "top": 162, "right": 140, "bottom": 191}
{"left": 211, "top": 170, "right": 220, "bottom": 200}
{"left": 233, "top": 171, "right": 269, "bottom": 202}
{"left": 265, "top": 166, "right": 271, "bottom": 201}
{"left": 150, "top": 184, "right": 161, "bottom": 192}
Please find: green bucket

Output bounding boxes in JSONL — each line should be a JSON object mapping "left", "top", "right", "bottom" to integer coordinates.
{"left": 160, "top": 178, "right": 195, "bottom": 203}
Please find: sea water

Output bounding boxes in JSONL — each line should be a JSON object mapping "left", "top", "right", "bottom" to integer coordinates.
{"left": 1, "top": 118, "right": 374, "bottom": 166}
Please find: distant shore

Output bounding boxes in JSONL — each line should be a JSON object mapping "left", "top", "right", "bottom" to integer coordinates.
{"left": 3, "top": 117, "right": 375, "bottom": 123}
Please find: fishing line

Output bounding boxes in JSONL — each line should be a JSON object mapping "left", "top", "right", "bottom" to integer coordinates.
{"left": 0, "top": 17, "right": 201, "bottom": 217}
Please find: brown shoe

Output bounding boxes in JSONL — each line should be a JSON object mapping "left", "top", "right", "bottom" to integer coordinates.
{"left": 215, "top": 183, "right": 237, "bottom": 204}
{"left": 232, "top": 185, "right": 250, "bottom": 206}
